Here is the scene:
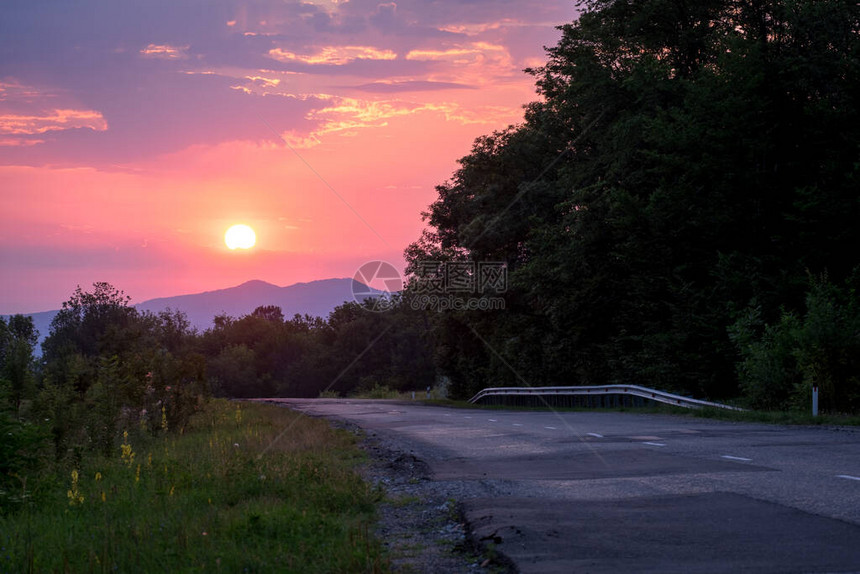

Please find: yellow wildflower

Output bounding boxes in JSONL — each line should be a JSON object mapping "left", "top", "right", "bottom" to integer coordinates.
{"left": 67, "top": 469, "right": 84, "bottom": 506}
{"left": 120, "top": 431, "right": 135, "bottom": 466}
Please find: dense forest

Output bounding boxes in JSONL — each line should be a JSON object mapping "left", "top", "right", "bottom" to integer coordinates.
{"left": 2, "top": 0, "right": 859, "bottom": 510}
{"left": 405, "top": 0, "right": 860, "bottom": 410}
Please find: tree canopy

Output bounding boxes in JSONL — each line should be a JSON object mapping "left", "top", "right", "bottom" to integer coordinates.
{"left": 406, "top": 0, "right": 860, "bottom": 402}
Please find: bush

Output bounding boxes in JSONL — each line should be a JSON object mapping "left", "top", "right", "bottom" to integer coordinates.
{"left": 0, "top": 381, "right": 50, "bottom": 514}
{"left": 731, "top": 273, "right": 860, "bottom": 413}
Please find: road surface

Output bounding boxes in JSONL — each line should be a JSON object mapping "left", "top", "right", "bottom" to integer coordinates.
{"left": 262, "top": 399, "right": 860, "bottom": 573}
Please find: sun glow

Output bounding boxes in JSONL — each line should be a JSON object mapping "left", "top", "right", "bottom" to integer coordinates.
{"left": 224, "top": 224, "right": 256, "bottom": 250}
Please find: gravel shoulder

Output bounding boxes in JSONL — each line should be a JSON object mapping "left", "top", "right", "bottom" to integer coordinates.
{"left": 342, "top": 422, "right": 516, "bottom": 573}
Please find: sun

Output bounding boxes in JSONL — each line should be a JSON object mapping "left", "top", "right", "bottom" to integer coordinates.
{"left": 224, "top": 224, "right": 256, "bottom": 250}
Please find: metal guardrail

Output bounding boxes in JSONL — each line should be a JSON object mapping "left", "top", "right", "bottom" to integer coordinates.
{"left": 468, "top": 384, "right": 745, "bottom": 411}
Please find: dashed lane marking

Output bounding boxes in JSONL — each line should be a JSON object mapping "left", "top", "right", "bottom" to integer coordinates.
{"left": 721, "top": 455, "right": 753, "bottom": 462}
{"left": 643, "top": 442, "right": 666, "bottom": 447}
{"left": 586, "top": 432, "right": 604, "bottom": 438}
{"left": 837, "top": 474, "right": 860, "bottom": 481}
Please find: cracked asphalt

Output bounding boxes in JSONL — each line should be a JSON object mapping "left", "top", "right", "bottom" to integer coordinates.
{"left": 260, "top": 399, "right": 860, "bottom": 573}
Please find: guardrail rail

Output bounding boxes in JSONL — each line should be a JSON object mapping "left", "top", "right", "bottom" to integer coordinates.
{"left": 468, "top": 384, "right": 745, "bottom": 411}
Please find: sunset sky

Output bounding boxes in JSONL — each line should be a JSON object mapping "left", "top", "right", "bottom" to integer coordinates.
{"left": 1, "top": 0, "right": 576, "bottom": 314}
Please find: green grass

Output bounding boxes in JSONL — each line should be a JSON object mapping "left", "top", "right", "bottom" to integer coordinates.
{"left": 448, "top": 397, "right": 860, "bottom": 426}
{"left": 673, "top": 406, "right": 860, "bottom": 426}
{"left": 0, "top": 400, "right": 387, "bottom": 573}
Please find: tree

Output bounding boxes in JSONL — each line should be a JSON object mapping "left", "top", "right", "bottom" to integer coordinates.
{"left": 42, "top": 282, "right": 134, "bottom": 372}
{"left": 0, "top": 315, "right": 38, "bottom": 410}
{"left": 37, "top": 283, "right": 208, "bottom": 458}
{"left": 405, "top": 0, "right": 860, "bottom": 401}
{"left": 0, "top": 314, "right": 46, "bottom": 512}
{"left": 251, "top": 305, "right": 284, "bottom": 323}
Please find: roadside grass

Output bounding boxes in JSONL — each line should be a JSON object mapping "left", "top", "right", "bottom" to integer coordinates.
{"left": 675, "top": 406, "right": 860, "bottom": 426}
{"left": 339, "top": 384, "right": 445, "bottom": 401}
{"left": 423, "top": 398, "right": 860, "bottom": 426}
{"left": 0, "top": 400, "right": 387, "bottom": 573}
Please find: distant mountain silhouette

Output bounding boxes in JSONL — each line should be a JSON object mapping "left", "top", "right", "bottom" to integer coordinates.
{"left": 136, "top": 278, "right": 377, "bottom": 330}
{"left": 9, "top": 278, "right": 381, "bottom": 351}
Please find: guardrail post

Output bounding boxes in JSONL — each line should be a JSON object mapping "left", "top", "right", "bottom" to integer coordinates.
{"left": 812, "top": 385, "right": 819, "bottom": 417}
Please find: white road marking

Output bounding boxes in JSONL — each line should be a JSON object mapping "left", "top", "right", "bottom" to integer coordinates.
{"left": 643, "top": 442, "right": 666, "bottom": 447}
{"left": 586, "top": 432, "right": 603, "bottom": 438}
{"left": 512, "top": 423, "right": 523, "bottom": 427}
{"left": 722, "top": 455, "right": 752, "bottom": 462}
{"left": 488, "top": 419, "right": 498, "bottom": 422}
{"left": 837, "top": 474, "right": 860, "bottom": 481}
{"left": 464, "top": 416, "right": 472, "bottom": 419}
{"left": 544, "top": 426, "right": 557, "bottom": 430}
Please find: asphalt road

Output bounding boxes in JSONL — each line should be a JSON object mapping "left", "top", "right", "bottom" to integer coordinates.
{"left": 263, "top": 399, "right": 860, "bottom": 573}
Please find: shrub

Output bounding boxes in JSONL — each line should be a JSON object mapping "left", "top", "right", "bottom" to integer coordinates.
{"left": 731, "top": 273, "right": 860, "bottom": 413}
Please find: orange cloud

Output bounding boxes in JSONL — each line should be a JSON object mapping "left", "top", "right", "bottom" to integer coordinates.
{"left": 0, "top": 79, "right": 43, "bottom": 103}
{"left": 406, "top": 42, "right": 509, "bottom": 64}
{"left": 268, "top": 45, "right": 397, "bottom": 65}
{"left": 404, "top": 41, "right": 516, "bottom": 85}
{"left": 0, "top": 137, "right": 45, "bottom": 146}
{"left": 277, "top": 95, "right": 520, "bottom": 148}
{"left": 437, "top": 19, "right": 562, "bottom": 35}
{"left": 0, "top": 109, "right": 108, "bottom": 135}
{"left": 140, "top": 44, "right": 189, "bottom": 59}
{"left": 405, "top": 48, "right": 477, "bottom": 61}
{"left": 246, "top": 75, "right": 281, "bottom": 87}
{"left": 229, "top": 74, "right": 284, "bottom": 94}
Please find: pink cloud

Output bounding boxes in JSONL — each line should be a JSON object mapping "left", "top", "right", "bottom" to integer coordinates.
{"left": 0, "top": 109, "right": 107, "bottom": 136}
{"left": 268, "top": 45, "right": 398, "bottom": 66}
{"left": 404, "top": 41, "right": 517, "bottom": 84}
{"left": 0, "top": 79, "right": 44, "bottom": 103}
{"left": 0, "top": 137, "right": 45, "bottom": 147}
{"left": 139, "top": 44, "right": 190, "bottom": 59}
